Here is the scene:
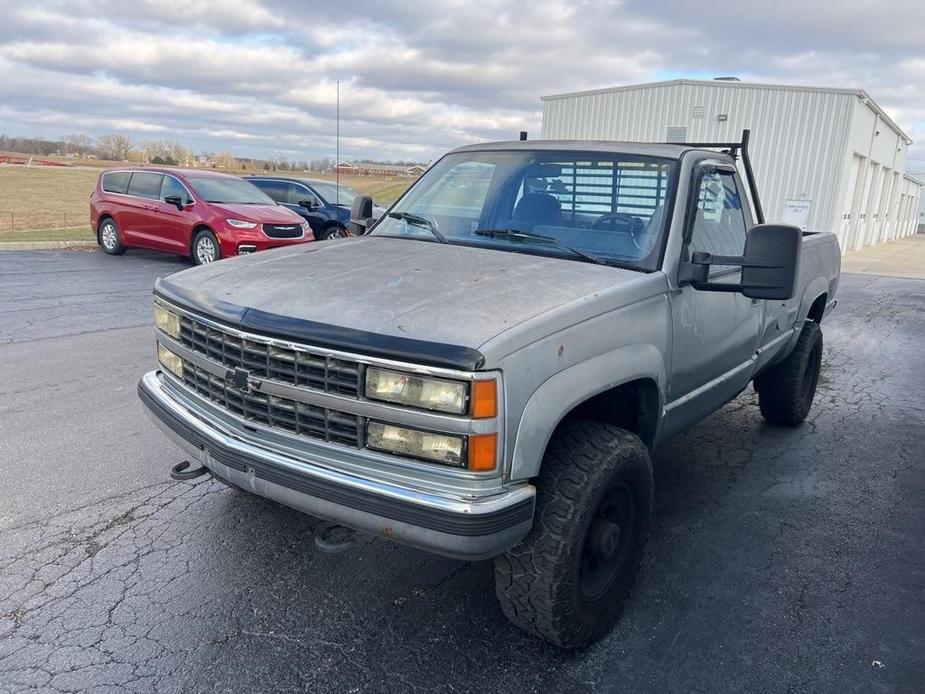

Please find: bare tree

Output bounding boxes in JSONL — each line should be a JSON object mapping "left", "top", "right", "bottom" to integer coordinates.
{"left": 212, "top": 151, "right": 237, "bottom": 169}
{"left": 166, "top": 140, "right": 191, "bottom": 167}
{"left": 98, "top": 133, "right": 134, "bottom": 161}
{"left": 64, "top": 133, "right": 94, "bottom": 156}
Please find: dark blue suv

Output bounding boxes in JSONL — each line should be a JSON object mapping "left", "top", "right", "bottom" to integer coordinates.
{"left": 245, "top": 176, "right": 385, "bottom": 240}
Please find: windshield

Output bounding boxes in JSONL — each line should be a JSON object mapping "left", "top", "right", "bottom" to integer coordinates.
{"left": 310, "top": 181, "right": 360, "bottom": 207}
{"left": 187, "top": 176, "right": 275, "bottom": 204}
{"left": 369, "top": 150, "right": 677, "bottom": 270}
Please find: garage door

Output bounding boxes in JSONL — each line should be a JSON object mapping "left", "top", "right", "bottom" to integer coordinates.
{"left": 839, "top": 155, "right": 861, "bottom": 249}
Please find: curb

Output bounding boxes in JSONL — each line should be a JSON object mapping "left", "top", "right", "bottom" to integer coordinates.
{"left": 0, "top": 240, "right": 98, "bottom": 251}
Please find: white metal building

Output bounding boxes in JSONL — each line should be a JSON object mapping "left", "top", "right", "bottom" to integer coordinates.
{"left": 541, "top": 79, "right": 923, "bottom": 252}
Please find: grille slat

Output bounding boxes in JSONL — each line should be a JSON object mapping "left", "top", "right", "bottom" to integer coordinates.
{"left": 179, "top": 317, "right": 361, "bottom": 398}
{"left": 177, "top": 316, "right": 362, "bottom": 448}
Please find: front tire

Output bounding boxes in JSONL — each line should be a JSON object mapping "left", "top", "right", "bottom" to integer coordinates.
{"left": 319, "top": 224, "right": 348, "bottom": 240}
{"left": 192, "top": 229, "right": 220, "bottom": 265}
{"left": 494, "top": 420, "right": 653, "bottom": 649}
{"left": 98, "top": 218, "right": 126, "bottom": 255}
{"left": 755, "top": 321, "right": 823, "bottom": 426}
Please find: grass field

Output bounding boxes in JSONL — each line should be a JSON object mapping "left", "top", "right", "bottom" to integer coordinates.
{"left": 0, "top": 165, "right": 411, "bottom": 242}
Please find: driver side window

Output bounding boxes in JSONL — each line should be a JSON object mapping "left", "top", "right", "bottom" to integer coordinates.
{"left": 689, "top": 169, "right": 747, "bottom": 263}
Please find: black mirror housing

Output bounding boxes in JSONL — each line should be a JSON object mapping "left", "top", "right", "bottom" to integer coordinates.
{"left": 349, "top": 195, "right": 374, "bottom": 236}
{"left": 739, "top": 224, "right": 801, "bottom": 299}
{"left": 679, "top": 224, "right": 801, "bottom": 300}
{"left": 298, "top": 199, "right": 317, "bottom": 210}
{"left": 163, "top": 195, "right": 185, "bottom": 210}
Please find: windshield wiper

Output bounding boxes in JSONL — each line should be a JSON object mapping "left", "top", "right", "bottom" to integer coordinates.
{"left": 473, "top": 228, "right": 609, "bottom": 266}
{"left": 387, "top": 211, "right": 447, "bottom": 243}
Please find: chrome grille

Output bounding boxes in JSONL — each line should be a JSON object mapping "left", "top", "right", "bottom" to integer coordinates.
{"left": 178, "top": 316, "right": 361, "bottom": 397}
{"left": 182, "top": 363, "right": 360, "bottom": 447}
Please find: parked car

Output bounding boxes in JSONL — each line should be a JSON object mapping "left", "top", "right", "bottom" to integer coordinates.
{"left": 244, "top": 176, "right": 386, "bottom": 239}
{"left": 140, "top": 132, "right": 840, "bottom": 648}
{"left": 89, "top": 168, "right": 314, "bottom": 264}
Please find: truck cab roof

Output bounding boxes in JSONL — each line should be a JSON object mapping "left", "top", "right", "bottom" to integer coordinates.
{"left": 449, "top": 139, "right": 736, "bottom": 162}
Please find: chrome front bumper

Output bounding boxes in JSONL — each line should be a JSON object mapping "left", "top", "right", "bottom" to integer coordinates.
{"left": 138, "top": 371, "right": 535, "bottom": 559}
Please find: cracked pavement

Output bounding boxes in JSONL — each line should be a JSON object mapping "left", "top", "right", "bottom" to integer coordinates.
{"left": 1, "top": 250, "right": 923, "bottom": 693}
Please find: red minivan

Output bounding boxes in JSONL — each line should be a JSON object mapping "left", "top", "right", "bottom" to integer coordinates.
{"left": 89, "top": 168, "right": 314, "bottom": 264}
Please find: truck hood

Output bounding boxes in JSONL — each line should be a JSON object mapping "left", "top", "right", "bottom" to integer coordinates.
{"left": 155, "top": 237, "right": 644, "bottom": 369}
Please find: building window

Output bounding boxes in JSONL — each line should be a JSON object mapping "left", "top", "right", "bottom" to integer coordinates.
{"left": 666, "top": 126, "right": 688, "bottom": 143}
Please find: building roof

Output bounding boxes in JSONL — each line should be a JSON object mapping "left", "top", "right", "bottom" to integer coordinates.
{"left": 541, "top": 79, "right": 913, "bottom": 144}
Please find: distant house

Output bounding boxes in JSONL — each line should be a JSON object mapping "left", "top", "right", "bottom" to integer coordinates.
{"left": 334, "top": 161, "right": 426, "bottom": 177}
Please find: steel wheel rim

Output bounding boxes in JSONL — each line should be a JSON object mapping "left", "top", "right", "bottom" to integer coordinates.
{"left": 101, "top": 223, "right": 117, "bottom": 249}
{"left": 579, "top": 482, "right": 637, "bottom": 601}
{"left": 196, "top": 237, "right": 216, "bottom": 263}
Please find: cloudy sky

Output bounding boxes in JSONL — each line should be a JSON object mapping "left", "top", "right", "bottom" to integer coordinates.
{"left": 1, "top": 0, "right": 923, "bottom": 168}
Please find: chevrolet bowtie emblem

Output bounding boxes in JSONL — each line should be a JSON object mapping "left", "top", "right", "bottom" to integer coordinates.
{"left": 229, "top": 367, "right": 250, "bottom": 390}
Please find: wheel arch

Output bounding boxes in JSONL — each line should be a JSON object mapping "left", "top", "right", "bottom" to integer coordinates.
{"left": 96, "top": 213, "right": 115, "bottom": 244}
{"left": 509, "top": 344, "right": 666, "bottom": 481}
{"left": 189, "top": 224, "right": 216, "bottom": 255}
{"left": 806, "top": 292, "right": 827, "bottom": 323}
{"left": 798, "top": 277, "right": 829, "bottom": 326}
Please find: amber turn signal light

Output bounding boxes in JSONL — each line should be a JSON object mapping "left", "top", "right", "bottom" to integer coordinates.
{"left": 471, "top": 379, "right": 497, "bottom": 419}
{"left": 468, "top": 433, "right": 498, "bottom": 472}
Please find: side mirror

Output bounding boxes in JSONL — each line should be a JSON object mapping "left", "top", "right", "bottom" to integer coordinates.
{"left": 349, "top": 195, "right": 374, "bottom": 236}
{"left": 299, "top": 199, "right": 317, "bottom": 210}
{"left": 163, "top": 195, "right": 186, "bottom": 211}
{"left": 678, "top": 224, "right": 802, "bottom": 300}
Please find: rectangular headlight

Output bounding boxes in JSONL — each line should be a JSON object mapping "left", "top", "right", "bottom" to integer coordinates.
{"left": 365, "top": 367, "right": 468, "bottom": 414}
{"left": 154, "top": 305, "right": 181, "bottom": 338}
{"left": 366, "top": 422, "right": 465, "bottom": 467}
{"left": 158, "top": 343, "right": 183, "bottom": 378}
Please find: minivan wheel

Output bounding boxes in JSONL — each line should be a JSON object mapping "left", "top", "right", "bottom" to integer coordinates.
{"left": 99, "top": 218, "right": 126, "bottom": 255}
{"left": 494, "top": 420, "right": 653, "bottom": 649}
{"left": 192, "top": 229, "right": 220, "bottom": 265}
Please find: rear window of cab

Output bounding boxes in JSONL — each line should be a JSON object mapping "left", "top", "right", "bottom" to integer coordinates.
{"left": 101, "top": 171, "right": 131, "bottom": 194}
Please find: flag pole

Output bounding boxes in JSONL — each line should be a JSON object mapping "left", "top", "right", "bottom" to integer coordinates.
{"left": 336, "top": 80, "right": 340, "bottom": 208}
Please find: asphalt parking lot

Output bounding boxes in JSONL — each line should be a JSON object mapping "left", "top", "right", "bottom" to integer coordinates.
{"left": 1, "top": 249, "right": 923, "bottom": 693}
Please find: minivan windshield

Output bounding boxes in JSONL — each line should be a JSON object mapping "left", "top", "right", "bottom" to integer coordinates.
{"left": 186, "top": 176, "right": 275, "bottom": 204}
{"left": 310, "top": 181, "right": 360, "bottom": 207}
{"left": 369, "top": 150, "right": 677, "bottom": 270}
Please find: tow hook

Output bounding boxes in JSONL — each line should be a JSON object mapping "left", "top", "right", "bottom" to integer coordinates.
{"left": 313, "top": 522, "right": 359, "bottom": 553}
{"left": 169, "top": 460, "right": 210, "bottom": 481}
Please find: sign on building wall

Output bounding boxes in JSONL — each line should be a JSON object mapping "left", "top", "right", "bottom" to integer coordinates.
{"left": 783, "top": 199, "right": 812, "bottom": 230}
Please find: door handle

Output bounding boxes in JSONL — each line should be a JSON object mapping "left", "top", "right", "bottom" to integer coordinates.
{"left": 751, "top": 298, "right": 761, "bottom": 307}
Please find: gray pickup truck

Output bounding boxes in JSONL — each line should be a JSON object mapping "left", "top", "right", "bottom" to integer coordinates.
{"left": 139, "top": 131, "right": 840, "bottom": 648}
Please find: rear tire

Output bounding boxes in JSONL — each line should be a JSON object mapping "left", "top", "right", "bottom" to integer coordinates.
{"left": 191, "top": 229, "right": 220, "bottom": 265}
{"left": 494, "top": 420, "right": 653, "bottom": 649}
{"left": 755, "top": 321, "right": 823, "bottom": 426}
{"left": 98, "top": 217, "right": 126, "bottom": 255}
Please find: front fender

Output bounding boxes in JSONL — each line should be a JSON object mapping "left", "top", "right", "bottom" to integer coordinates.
{"left": 509, "top": 343, "right": 667, "bottom": 481}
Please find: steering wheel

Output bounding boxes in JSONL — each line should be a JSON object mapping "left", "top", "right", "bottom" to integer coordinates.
{"left": 589, "top": 213, "right": 646, "bottom": 250}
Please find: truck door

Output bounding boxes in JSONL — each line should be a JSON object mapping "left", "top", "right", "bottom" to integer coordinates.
{"left": 664, "top": 164, "right": 762, "bottom": 435}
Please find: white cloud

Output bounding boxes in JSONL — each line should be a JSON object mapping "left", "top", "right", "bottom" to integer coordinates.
{"left": 0, "top": 0, "right": 922, "bottom": 168}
